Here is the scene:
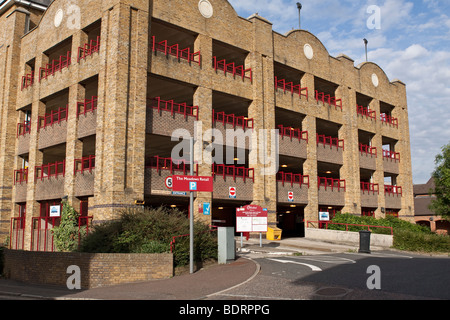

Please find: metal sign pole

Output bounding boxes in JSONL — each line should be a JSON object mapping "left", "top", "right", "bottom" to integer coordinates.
{"left": 189, "top": 137, "right": 194, "bottom": 274}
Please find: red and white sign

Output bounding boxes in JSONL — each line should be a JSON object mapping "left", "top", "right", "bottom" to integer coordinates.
{"left": 288, "top": 191, "right": 294, "bottom": 202}
{"left": 165, "top": 176, "right": 173, "bottom": 189}
{"left": 229, "top": 187, "right": 236, "bottom": 198}
{"left": 172, "top": 175, "right": 213, "bottom": 192}
{"left": 236, "top": 205, "right": 268, "bottom": 233}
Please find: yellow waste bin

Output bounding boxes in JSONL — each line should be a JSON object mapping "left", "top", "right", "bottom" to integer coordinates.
{"left": 266, "top": 227, "right": 282, "bottom": 241}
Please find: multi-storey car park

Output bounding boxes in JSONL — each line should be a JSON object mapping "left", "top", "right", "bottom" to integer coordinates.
{"left": 0, "top": 0, "right": 414, "bottom": 251}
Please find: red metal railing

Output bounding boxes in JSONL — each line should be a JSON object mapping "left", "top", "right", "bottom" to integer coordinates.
{"left": 39, "top": 51, "right": 71, "bottom": 81}
{"left": 17, "top": 120, "right": 31, "bottom": 137}
{"left": 357, "top": 105, "right": 376, "bottom": 120}
{"left": 146, "top": 156, "right": 198, "bottom": 175}
{"left": 78, "top": 216, "right": 93, "bottom": 244}
{"left": 307, "top": 220, "right": 393, "bottom": 235}
{"left": 359, "top": 143, "right": 377, "bottom": 157}
{"left": 74, "top": 155, "right": 96, "bottom": 174}
{"left": 148, "top": 97, "right": 199, "bottom": 120}
{"left": 380, "top": 113, "right": 398, "bottom": 128}
{"left": 35, "top": 160, "right": 66, "bottom": 181}
{"left": 274, "top": 76, "right": 308, "bottom": 100}
{"left": 31, "top": 216, "right": 59, "bottom": 252}
{"left": 278, "top": 125, "right": 308, "bottom": 142}
{"left": 14, "top": 168, "right": 28, "bottom": 185}
{"left": 170, "top": 226, "right": 217, "bottom": 253}
{"left": 77, "top": 96, "right": 98, "bottom": 117}
{"left": 38, "top": 106, "right": 68, "bottom": 130}
{"left": 315, "top": 90, "right": 342, "bottom": 110}
{"left": 151, "top": 36, "right": 201, "bottom": 66}
{"left": 383, "top": 149, "right": 400, "bottom": 162}
{"left": 77, "top": 36, "right": 101, "bottom": 62}
{"left": 276, "top": 171, "right": 310, "bottom": 188}
{"left": 212, "top": 164, "right": 255, "bottom": 182}
{"left": 31, "top": 215, "right": 92, "bottom": 252}
{"left": 317, "top": 134, "right": 344, "bottom": 150}
{"left": 360, "top": 182, "right": 379, "bottom": 194}
{"left": 213, "top": 56, "right": 252, "bottom": 82}
{"left": 318, "top": 177, "right": 346, "bottom": 191}
{"left": 212, "top": 109, "right": 254, "bottom": 130}
{"left": 21, "top": 72, "right": 34, "bottom": 90}
{"left": 384, "top": 185, "right": 402, "bottom": 196}
{"left": 10, "top": 217, "right": 26, "bottom": 250}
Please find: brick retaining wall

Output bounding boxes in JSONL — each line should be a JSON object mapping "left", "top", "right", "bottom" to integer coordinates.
{"left": 3, "top": 249, "right": 173, "bottom": 289}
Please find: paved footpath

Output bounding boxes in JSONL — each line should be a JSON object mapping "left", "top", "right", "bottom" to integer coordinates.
{"left": 0, "top": 237, "right": 409, "bottom": 301}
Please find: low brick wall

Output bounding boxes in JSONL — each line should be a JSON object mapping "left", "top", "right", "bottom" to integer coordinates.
{"left": 305, "top": 228, "right": 394, "bottom": 248}
{"left": 3, "top": 250, "right": 173, "bottom": 289}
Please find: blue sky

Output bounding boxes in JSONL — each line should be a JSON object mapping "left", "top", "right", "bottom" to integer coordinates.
{"left": 228, "top": 0, "right": 450, "bottom": 184}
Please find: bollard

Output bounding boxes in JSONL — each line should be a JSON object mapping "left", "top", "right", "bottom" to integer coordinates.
{"left": 358, "top": 230, "right": 372, "bottom": 254}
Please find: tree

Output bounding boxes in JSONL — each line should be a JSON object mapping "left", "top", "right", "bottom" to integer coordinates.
{"left": 429, "top": 143, "right": 450, "bottom": 219}
{"left": 52, "top": 201, "right": 84, "bottom": 252}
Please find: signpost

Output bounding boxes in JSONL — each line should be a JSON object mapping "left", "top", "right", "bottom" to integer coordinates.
{"left": 236, "top": 205, "right": 268, "bottom": 248}
{"left": 170, "top": 140, "right": 214, "bottom": 274}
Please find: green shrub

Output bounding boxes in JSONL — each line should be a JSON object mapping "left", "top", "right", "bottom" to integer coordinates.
{"left": 329, "top": 213, "right": 449, "bottom": 253}
{"left": 79, "top": 207, "right": 218, "bottom": 267}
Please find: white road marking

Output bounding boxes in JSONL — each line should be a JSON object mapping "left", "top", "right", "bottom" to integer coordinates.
{"left": 298, "top": 255, "right": 356, "bottom": 264}
{"left": 344, "top": 252, "right": 414, "bottom": 259}
{"left": 268, "top": 258, "right": 322, "bottom": 272}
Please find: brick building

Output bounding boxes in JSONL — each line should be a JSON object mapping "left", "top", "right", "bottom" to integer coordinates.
{"left": 0, "top": 0, "right": 415, "bottom": 251}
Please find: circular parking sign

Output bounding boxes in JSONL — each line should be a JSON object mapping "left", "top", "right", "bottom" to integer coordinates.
{"left": 165, "top": 176, "right": 173, "bottom": 189}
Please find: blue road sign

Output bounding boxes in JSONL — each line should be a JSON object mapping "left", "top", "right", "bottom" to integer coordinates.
{"left": 203, "top": 202, "right": 211, "bottom": 216}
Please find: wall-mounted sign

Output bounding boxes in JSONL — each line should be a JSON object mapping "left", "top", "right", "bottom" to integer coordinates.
{"left": 50, "top": 205, "right": 61, "bottom": 217}
{"left": 319, "top": 211, "right": 330, "bottom": 221}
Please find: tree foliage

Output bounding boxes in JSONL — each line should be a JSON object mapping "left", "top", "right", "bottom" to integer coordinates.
{"left": 430, "top": 143, "right": 450, "bottom": 219}
{"left": 52, "top": 201, "right": 84, "bottom": 252}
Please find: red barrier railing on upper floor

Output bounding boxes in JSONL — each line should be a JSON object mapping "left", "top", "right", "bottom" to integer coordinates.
{"left": 39, "top": 52, "right": 71, "bottom": 82}
{"left": 151, "top": 36, "right": 201, "bottom": 66}
{"left": 317, "top": 134, "right": 344, "bottom": 150}
{"left": 212, "top": 109, "right": 254, "bottom": 130}
{"left": 148, "top": 97, "right": 199, "bottom": 120}
{"left": 360, "top": 182, "right": 379, "bottom": 195}
{"left": 38, "top": 106, "right": 68, "bottom": 130}
{"left": 380, "top": 113, "right": 399, "bottom": 128}
{"left": 318, "top": 177, "right": 346, "bottom": 191}
{"left": 213, "top": 57, "right": 252, "bottom": 82}
{"left": 17, "top": 120, "right": 31, "bottom": 137}
{"left": 383, "top": 149, "right": 401, "bottom": 162}
{"left": 77, "top": 96, "right": 98, "bottom": 117}
{"left": 212, "top": 163, "right": 254, "bottom": 183}
{"left": 277, "top": 125, "right": 308, "bottom": 142}
{"left": 359, "top": 143, "right": 377, "bottom": 157}
{"left": 146, "top": 156, "right": 198, "bottom": 176}
{"left": 274, "top": 77, "right": 308, "bottom": 100}
{"left": 35, "top": 160, "right": 66, "bottom": 181}
{"left": 315, "top": 90, "right": 342, "bottom": 110}
{"left": 14, "top": 168, "right": 28, "bottom": 185}
{"left": 384, "top": 185, "right": 403, "bottom": 196}
{"left": 77, "top": 36, "right": 101, "bottom": 62}
{"left": 74, "top": 155, "right": 96, "bottom": 174}
{"left": 21, "top": 72, "right": 34, "bottom": 90}
{"left": 357, "top": 105, "right": 376, "bottom": 120}
{"left": 276, "top": 171, "right": 310, "bottom": 188}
